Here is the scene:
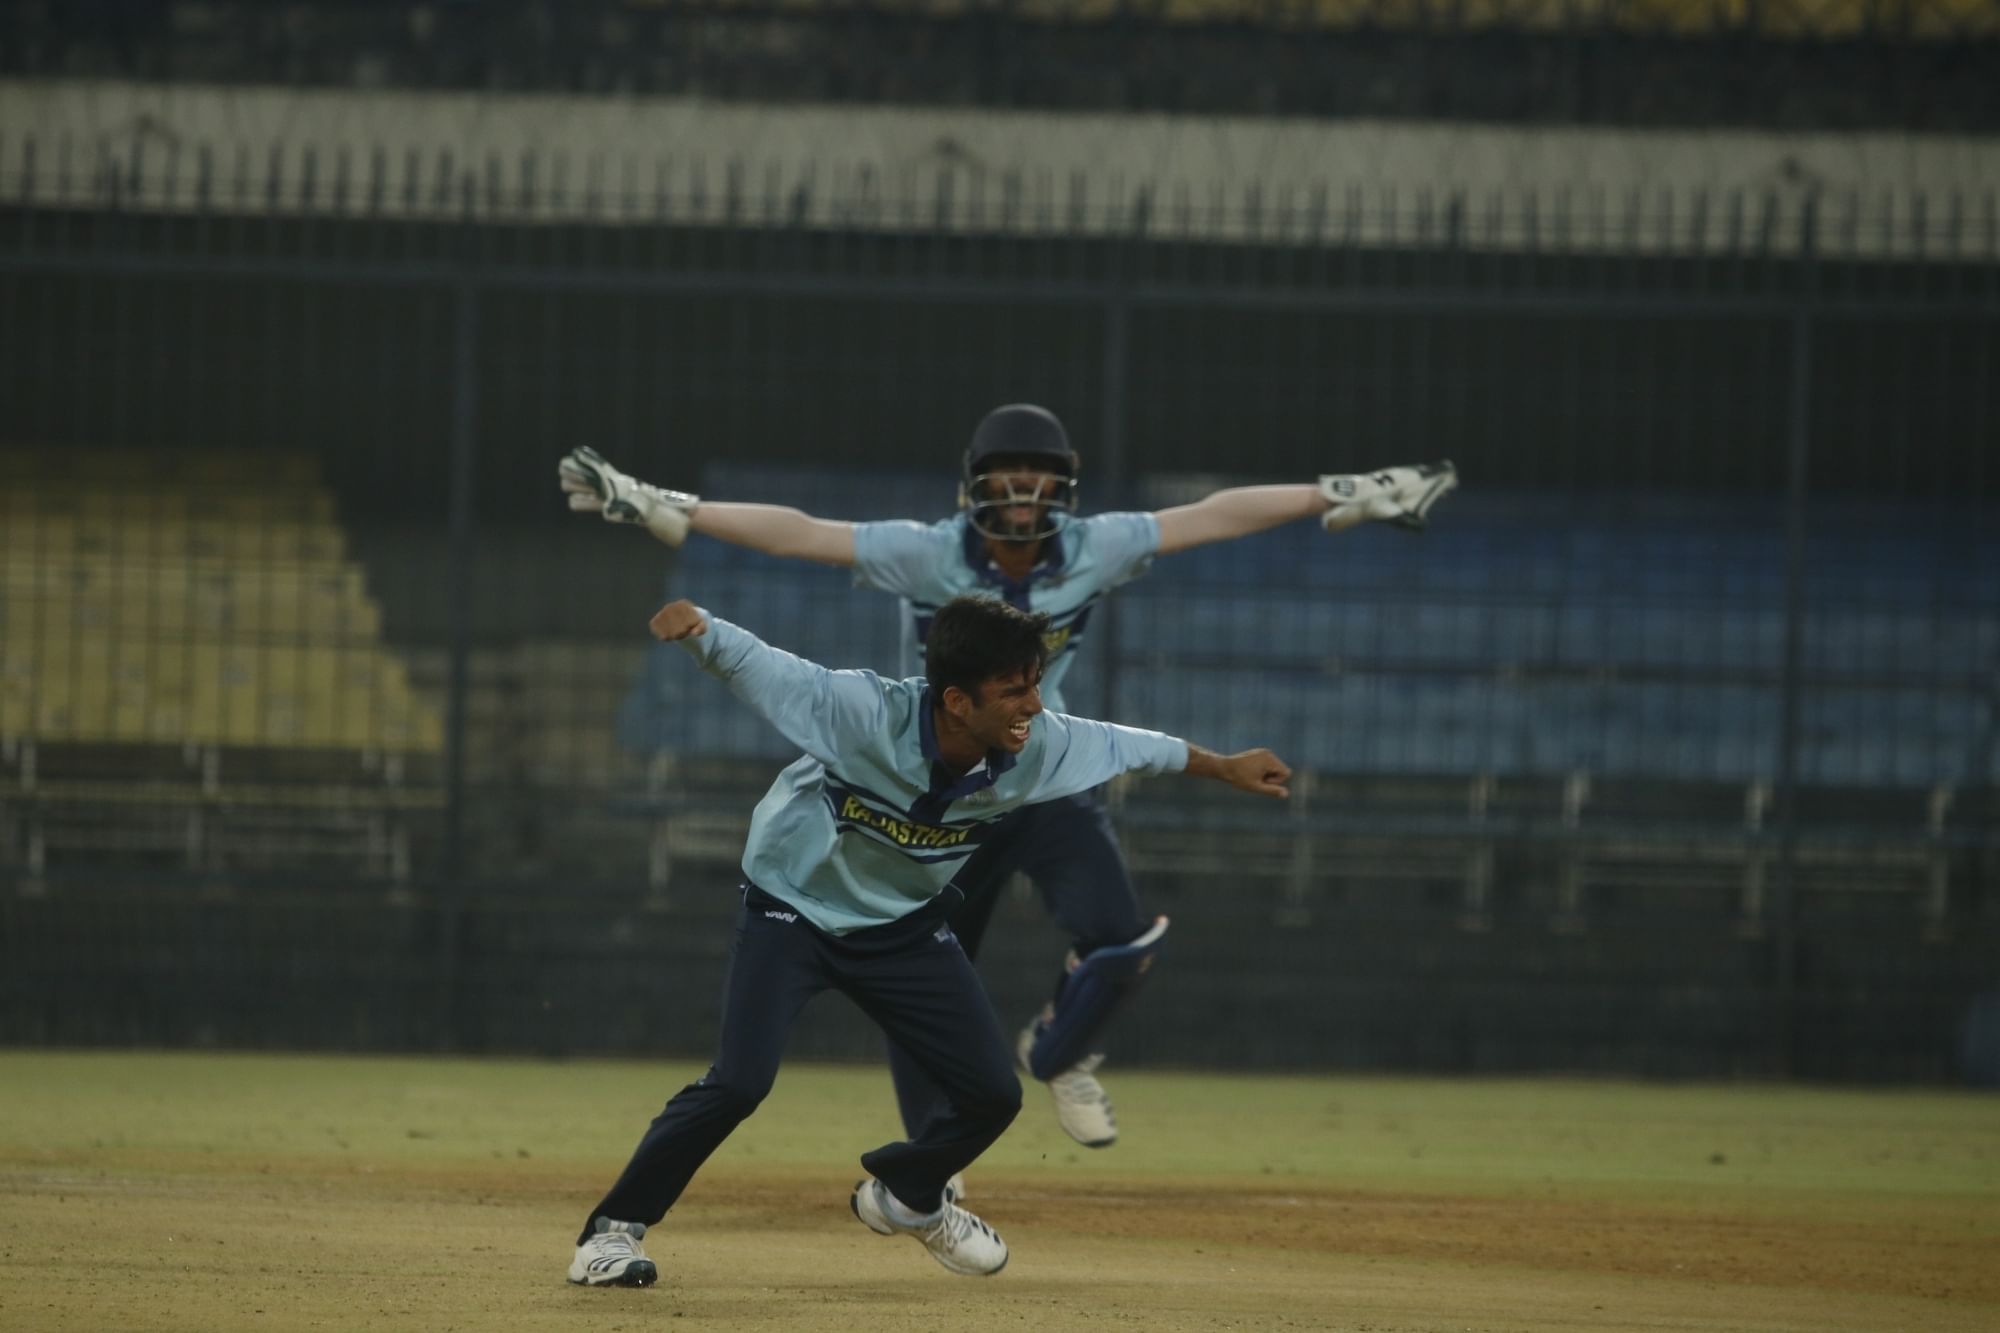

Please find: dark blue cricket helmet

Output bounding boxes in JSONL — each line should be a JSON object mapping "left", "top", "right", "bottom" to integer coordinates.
{"left": 959, "top": 404, "right": 1080, "bottom": 541}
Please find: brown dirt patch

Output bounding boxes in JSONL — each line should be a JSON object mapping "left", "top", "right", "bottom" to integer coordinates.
{"left": 4, "top": 1162, "right": 1995, "bottom": 1333}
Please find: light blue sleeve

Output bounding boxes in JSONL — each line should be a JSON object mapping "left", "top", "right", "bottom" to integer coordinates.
{"left": 676, "top": 611, "right": 889, "bottom": 766}
{"left": 1025, "top": 710, "right": 1188, "bottom": 803}
{"left": 1077, "top": 512, "right": 1162, "bottom": 592}
{"left": 852, "top": 519, "right": 957, "bottom": 600}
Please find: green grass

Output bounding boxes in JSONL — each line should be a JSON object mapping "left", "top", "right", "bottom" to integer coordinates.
{"left": 4, "top": 1050, "right": 1994, "bottom": 1204}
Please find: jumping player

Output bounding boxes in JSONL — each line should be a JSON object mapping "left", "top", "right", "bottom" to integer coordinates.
{"left": 559, "top": 408, "right": 1453, "bottom": 1151}
{"left": 568, "top": 593, "right": 1290, "bottom": 1286}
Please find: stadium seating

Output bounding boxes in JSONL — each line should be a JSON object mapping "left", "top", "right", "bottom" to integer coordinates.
{"left": 633, "top": 464, "right": 1996, "bottom": 783}
{"left": 0, "top": 451, "right": 443, "bottom": 885}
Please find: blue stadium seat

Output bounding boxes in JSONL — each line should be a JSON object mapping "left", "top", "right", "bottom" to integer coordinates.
{"left": 617, "top": 475, "right": 1998, "bottom": 791}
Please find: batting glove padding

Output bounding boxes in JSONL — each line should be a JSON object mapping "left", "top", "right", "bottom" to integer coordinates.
{"left": 558, "top": 447, "right": 700, "bottom": 546}
{"left": 1319, "top": 460, "right": 1458, "bottom": 533}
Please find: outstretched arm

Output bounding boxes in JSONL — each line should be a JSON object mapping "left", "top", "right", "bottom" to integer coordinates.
{"left": 648, "top": 599, "right": 884, "bottom": 762}
{"left": 1182, "top": 743, "right": 1291, "bottom": 799}
{"left": 1151, "top": 462, "right": 1459, "bottom": 556}
{"left": 560, "top": 448, "right": 856, "bottom": 566}
{"left": 1030, "top": 712, "right": 1291, "bottom": 802}
{"left": 1153, "top": 484, "right": 1327, "bottom": 556}
{"left": 689, "top": 503, "right": 856, "bottom": 566}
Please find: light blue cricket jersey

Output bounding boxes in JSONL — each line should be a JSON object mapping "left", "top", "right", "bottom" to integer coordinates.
{"left": 679, "top": 611, "right": 1189, "bottom": 935}
{"left": 851, "top": 511, "right": 1160, "bottom": 715}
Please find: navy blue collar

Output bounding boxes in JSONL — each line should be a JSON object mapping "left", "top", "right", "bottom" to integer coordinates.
{"left": 915, "top": 685, "right": 1019, "bottom": 822}
{"left": 958, "top": 516, "right": 1067, "bottom": 611}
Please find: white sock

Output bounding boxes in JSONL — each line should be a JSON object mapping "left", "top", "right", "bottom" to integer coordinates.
{"left": 880, "top": 1186, "right": 943, "bottom": 1227}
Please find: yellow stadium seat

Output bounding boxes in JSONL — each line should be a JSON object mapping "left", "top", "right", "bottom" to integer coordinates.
{"left": 1, "top": 451, "right": 438, "bottom": 754}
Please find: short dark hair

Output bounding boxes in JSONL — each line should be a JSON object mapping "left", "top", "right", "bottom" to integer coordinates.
{"left": 926, "top": 595, "right": 1049, "bottom": 699}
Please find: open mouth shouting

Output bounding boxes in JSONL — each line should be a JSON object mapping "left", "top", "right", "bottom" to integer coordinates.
{"left": 953, "top": 664, "right": 1044, "bottom": 758}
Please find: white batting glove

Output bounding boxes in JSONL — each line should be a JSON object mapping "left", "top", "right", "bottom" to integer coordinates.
{"left": 1319, "top": 460, "right": 1458, "bottom": 533}
{"left": 558, "top": 447, "right": 699, "bottom": 547}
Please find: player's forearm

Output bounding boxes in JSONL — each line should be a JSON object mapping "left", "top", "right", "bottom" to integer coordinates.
{"left": 1153, "top": 484, "right": 1327, "bottom": 555}
{"left": 1181, "top": 743, "right": 1292, "bottom": 798}
{"left": 689, "top": 502, "right": 857, "bottom": 566}
{"left": 1181, "top": 744, "right": 1229, "bottom": 781}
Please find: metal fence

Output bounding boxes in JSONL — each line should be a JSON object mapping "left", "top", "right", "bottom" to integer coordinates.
{"left": 1, "top": 137, "right": 1995, "bottom": 1072}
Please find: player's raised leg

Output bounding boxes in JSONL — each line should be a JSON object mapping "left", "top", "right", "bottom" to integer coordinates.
{"left": 1008, "top": 791, "right": 1157, "bottom": 1148}
{"left": 891, "top": 791, "right": 1154, "bottom": 1150}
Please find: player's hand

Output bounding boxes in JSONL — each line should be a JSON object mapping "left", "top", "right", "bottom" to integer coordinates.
{"left": 1219, "top": 748, "right": 1291, "bottom": 799}
{"left": 648, "top": 599, "right": 709, "bottom": 642}
{"left": 559, "top": 447, "right": 701, "bottom": 546}
{"left": 1319, "top": 460, "right": 1458, "bottom": 533}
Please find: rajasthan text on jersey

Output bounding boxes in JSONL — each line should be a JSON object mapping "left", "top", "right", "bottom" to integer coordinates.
{"left": 837, "top": 794, "right": 976, "bottom": 850}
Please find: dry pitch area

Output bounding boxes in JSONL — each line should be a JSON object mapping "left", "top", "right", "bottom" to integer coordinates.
{"left": 1, "top": 1052, "right": 1996, "bottom": 1332}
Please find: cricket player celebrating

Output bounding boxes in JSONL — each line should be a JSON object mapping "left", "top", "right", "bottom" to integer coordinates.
{"left": 560, "top": 406, "right": 1454, "bottom": 1156}
{"left": 569, "top": 594, "right": 1290, "bottom": 1285}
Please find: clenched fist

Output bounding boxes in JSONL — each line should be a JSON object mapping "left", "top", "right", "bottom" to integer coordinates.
{"left": 649, "top": 600, "right": 708, "bottom": 642}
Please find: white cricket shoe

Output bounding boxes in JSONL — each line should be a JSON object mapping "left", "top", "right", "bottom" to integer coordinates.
{"left": 1018, "top": 1026, "right": 1118, "bottom": 1148}
{"left": 850, "top": 1177, "right": 1009, "bottom": 1276}
{"left": 568, "top": 1217, "right": 659, "bottom": 1287}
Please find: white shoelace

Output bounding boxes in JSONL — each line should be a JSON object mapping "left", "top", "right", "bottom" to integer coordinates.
{"left": 923, "top": 1203, "right": 998, "bottom": 1252}
{"left": 588, "top": 1232, "right": 640, "bottom": 1269}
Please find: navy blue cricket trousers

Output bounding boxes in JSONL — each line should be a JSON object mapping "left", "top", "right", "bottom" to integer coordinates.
{"left": 581, "top": 885, "right": 1022, "bottom": 1241}
{"left": 888, "top": 790, "right": 1144, "bottom": 1135}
